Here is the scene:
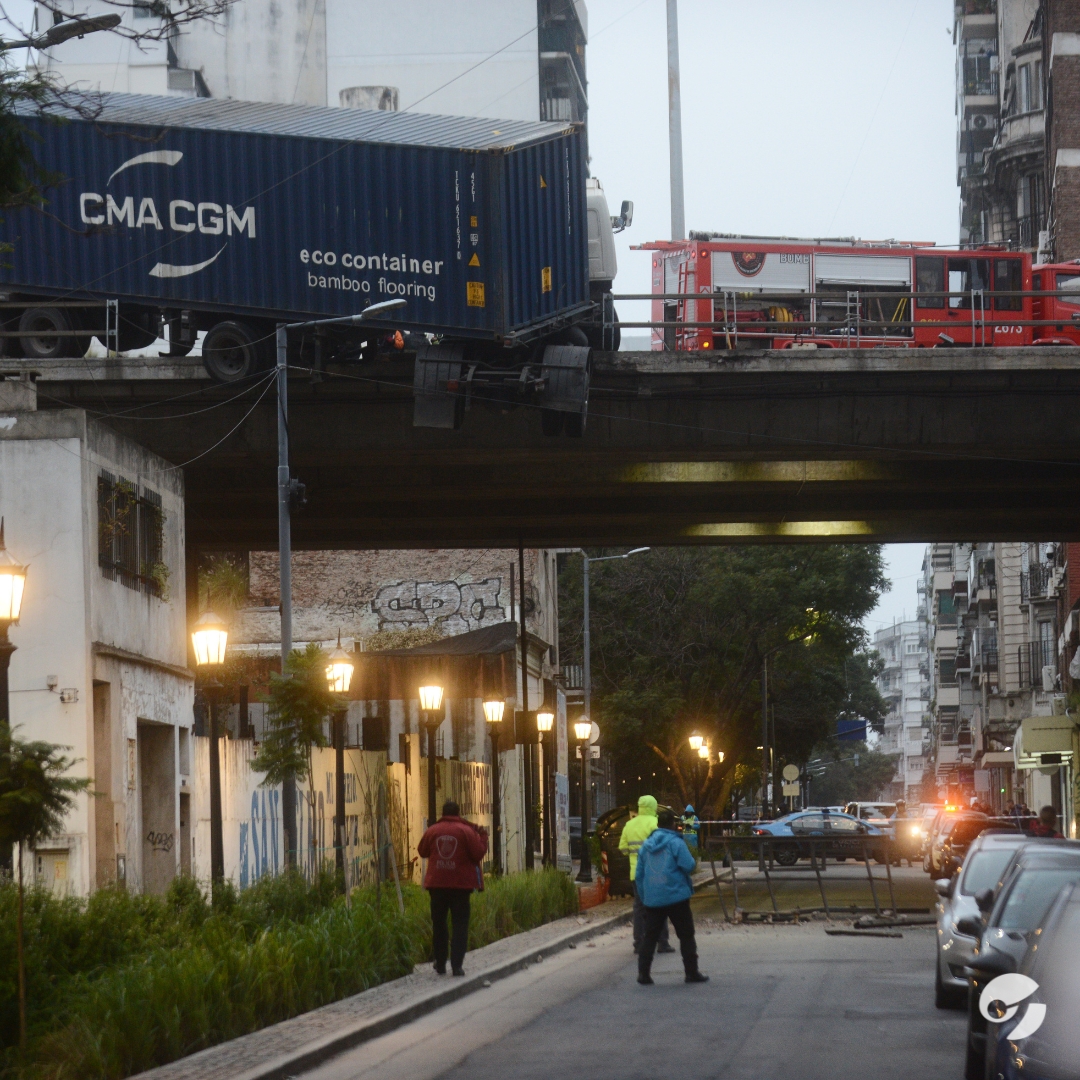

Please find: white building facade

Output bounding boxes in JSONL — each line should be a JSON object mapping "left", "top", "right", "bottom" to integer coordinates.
{"left": 30, "top": 1, "right": 588, "bottom": 124}
{"left": 0, "top": 377, "right": 190, "bottom": 896}
{"left": 873, "top": 619, "right": 932, "bottom": 802}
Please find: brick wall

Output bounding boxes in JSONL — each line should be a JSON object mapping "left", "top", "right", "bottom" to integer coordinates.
{"left": 238, "top": 547, "right": 560, "bottom": 653}
{"left": 1044, "top": 3, "right": 1080, "bottom": 257}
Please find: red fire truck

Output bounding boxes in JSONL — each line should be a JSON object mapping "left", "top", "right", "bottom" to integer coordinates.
{"left": 636, "top": 235, "right": 1080, "bottom": 350}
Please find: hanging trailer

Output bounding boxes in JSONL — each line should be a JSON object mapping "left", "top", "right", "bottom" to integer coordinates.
{"left": 1, "top": 94, "right": 631, "bottom": 435}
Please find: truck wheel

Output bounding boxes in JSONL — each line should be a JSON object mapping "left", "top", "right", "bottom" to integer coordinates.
{"left": 202, "top": 321, "right": 268, "bottom": 382}
{"left": 19, "top": 306, "right": 90, "bottom": 360}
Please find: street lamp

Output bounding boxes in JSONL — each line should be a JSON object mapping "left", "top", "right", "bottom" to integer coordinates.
{"left": 536, "top": 708, "right": 555, "bottom": 865}
{"left": 688, "top": 731, "right": 703, "bottom": 751}
{"left": 698, "top": 744, "right": 710, "bottom": 760}
{"left": 1, "top": 12, "right": 122, "bottom": 52}
{"left": 574, "top": 718, "right": 594, "bottom": 882}
{"left": 484, "top": 698, "right": 504, "bottom": 873}
{"left": 419, "top": 682, "right": 444, "bottom": 827}
{"left": 0, "top": 520, "right": 27, "bottom": 872}
{"left": 191, "top": 610, "right": 228, "bottom": 883}
{"left": 325, "top": 636, "right": 354, "bottom": 875}
{"left": 576, "top": 545, "right": 648, "bottom": 872}
{"left": 276, "top": 298, "right": 408, "bottom": 868}
{"left": 0, "top": 519, "right": 27, "bottom": 728}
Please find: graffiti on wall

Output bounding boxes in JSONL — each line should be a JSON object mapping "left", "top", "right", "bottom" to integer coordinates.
{"left": 370, "top": 577, "right": 506, "bottom": 634}
{"left": 239, "top": 787, "right": 281, "bottom": 889}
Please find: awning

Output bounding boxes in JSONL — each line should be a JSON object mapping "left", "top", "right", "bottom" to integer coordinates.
{"left": 1014, "top": 714, "right": 1077, "bottom": 770}
{"left": 980, "top": 751, "right": 1016, "bottom": 766}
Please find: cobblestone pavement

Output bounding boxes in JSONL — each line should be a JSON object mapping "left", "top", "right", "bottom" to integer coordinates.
{"left": 131, "top": 900, "right": 631, "bottom": 1080}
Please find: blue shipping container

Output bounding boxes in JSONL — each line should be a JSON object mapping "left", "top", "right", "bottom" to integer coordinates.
{"left": 3, "top": 94, "right": 590, "bottom": 342}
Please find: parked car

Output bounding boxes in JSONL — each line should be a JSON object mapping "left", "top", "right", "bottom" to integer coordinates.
{"left": 752, "top": 809, "right": 886, "bottom": 866}
{"left": 939, "top": 816, "right": 1020, "bottom": 879}
{"left": 591, "top": 804, "right": 676, "bottom": 896}
{"left": 983, "top": 881, "right": 1080, "bottom": 1080}
{"left": 843, "top": 801, "right": 896, "bottom": 831}
{"left": 927, "top": 811, "right": 989, "bottom": 877}
{"left": 959, "top": 844, "right": 1080, "bottom": 1080}
{"left": 934, "top": 830, "right": 1030, "bottom": 1009}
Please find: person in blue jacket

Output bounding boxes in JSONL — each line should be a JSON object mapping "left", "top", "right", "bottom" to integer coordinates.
{"left": 635, "top": 808, "right": 709, "bottom": 985}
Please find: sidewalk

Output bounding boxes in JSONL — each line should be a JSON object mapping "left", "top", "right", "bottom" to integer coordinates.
{"left": 132, "top": 898, "right": 632, "bottom": 1080}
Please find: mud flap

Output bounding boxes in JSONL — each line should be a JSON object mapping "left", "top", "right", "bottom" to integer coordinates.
{"left": 413, "top": 343, "right": 465, "bottom": 429}
{"left": 539, "top": 344, "right": 591, "bottom": 437}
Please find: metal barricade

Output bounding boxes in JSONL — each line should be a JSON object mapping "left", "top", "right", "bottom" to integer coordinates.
{"left": 698, "top": 822, "right": 896, "bottom": 922}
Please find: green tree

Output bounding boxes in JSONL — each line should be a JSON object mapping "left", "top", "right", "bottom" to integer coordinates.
{"left": 805, "top": 745, "right": 901, "bottom": 807}
{"left": 0, "top": 728, "right": 91, "bottom": 1049}
{"left": 558, "top": 546, "right": 888, "bottom": 816}
{"left": 252, "top": 643, "right": 336, "bottom": 788}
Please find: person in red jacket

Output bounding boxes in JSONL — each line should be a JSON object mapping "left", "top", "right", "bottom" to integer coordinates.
{"left": 417, "top": 801, "right": 489, "bottom": 975}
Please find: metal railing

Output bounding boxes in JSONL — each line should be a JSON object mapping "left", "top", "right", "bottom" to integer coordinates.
{"left": 1021, "top": 563, "right": 1054, "bottom": 602}
{"left": 605, "top": 287, "right": 1080, "bottom": 349}
{"left": 697, "top": 825, "right": 898, "bottom": 920}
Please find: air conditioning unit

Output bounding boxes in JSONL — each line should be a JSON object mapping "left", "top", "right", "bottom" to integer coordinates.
{"left": 1042, "top": 664, "right": 1057, "bottom": 693}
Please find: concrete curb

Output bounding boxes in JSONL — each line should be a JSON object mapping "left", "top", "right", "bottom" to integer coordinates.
{"left": 215, "top": 908, "right": 632, "bottom": 1080}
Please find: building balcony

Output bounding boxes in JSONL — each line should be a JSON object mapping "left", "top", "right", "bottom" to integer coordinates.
{"left": 937, "top": 686, "right": 961, "bottom": 708}
{"left": 1021, "top": 563, "right": 1054, "bottom": 602}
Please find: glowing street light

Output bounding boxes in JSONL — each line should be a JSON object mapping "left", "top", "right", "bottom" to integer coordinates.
{"left": 191, "top": 610, "right": 228, "bottom": 882}
{"left": 325, "top": 635, "right": 354, "bottom": 873}
{"left": 688, "top": 731, "right": 704, "bottom": 751}
{"left": 325, "top": 635, "right": 354, "bottom": 693}
{"left": 536, "top": 709, "right": 555, "bottom": 733}
{"left": 484, "top": 698, "right": 505, "bottom": 873}
{"left": 574, "top": 718, "right": 594, "bottom": 882}
{"left": 698, "top": 744, "right": 710, "bottom": 760}
{"left": 419, "top": 682, "right": 444, "bottom": 826}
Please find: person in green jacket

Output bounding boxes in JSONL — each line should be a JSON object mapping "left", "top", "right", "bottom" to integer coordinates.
{"left": 619, "top": 795, "right": 673, "bottom": 954}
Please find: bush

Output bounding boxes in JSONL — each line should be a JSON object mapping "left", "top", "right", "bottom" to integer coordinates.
{"left": 1, "top": 868, "right": 577, "bottom": 1079}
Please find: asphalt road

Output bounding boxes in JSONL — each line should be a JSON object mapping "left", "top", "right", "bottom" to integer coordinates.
{"left": 300, "top": 913, "right": 967, "bottom": 1080}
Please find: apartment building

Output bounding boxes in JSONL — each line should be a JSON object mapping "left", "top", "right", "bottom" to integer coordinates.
{"left": 29, "top": 1, "right": 587, "bottom": 126}
{"left": 924, "top": 541, "right": 1075, "bottom": 831}
{"left": 873, "top": 619, "right": 932, "bottom": 803}
{"left": 956, "top": 0, "right": 1048, "bottom": 251}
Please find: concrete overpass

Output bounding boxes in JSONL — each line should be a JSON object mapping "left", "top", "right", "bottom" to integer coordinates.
{"left": 15, "top": 347, "right": 1080, "bottom": 549}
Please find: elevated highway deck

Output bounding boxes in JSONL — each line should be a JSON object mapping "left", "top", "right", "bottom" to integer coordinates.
{"left": 9, "top": 347, "right": 1080, "bottom": 548}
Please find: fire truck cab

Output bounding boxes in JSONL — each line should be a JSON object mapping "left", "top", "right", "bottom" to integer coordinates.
{"left": 638, "top": 235, "right": 1079, "bottom": 350}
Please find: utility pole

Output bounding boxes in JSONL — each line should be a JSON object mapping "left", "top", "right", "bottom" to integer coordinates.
{"left": 519, "top": 541, "right": 534, "bottom": 870}
{"left": 666, "top": 0, "right": 686, "bottom": 240}
{"left": 761, "top": 656, "right": 769, "bottom": 818}
{"left": 276, "top": 326, "right": 297, "bottom": 867}
{"left": 275, "top": 299, "right": 404, "bottom": 870}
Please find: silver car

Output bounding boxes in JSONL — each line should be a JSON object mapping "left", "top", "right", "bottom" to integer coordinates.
{"left": 934, "top": 829, "right": 1029, "bottom": 1008}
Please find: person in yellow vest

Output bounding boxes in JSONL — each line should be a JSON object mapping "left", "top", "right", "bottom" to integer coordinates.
{"left": 618, "top": 794, "right": 674, "bottom": 954}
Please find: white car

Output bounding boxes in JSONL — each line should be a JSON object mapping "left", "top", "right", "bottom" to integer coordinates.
{"left": 934, "top": 829, "right": 1030, "bottom": 1008}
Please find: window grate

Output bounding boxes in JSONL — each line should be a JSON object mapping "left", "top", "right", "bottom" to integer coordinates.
{"left": 97, "top": 472, "right": 167, "bottom": 598}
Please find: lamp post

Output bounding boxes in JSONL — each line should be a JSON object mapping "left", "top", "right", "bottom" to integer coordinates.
{"left": 1, "top": 12, "right": 121, "bottom": 51}
{"left": 418, "top": 683, "right": 444, "bottom": 827}
{"left": 484, "top": 698, "right": 504, "bottom": 873}
{"left": 276, "top": 299, "right": 406, "bottom": 867}
{"left": 0, "top": 520, "right": 27, "bottom": 872}
{"left": 191, "top": 609, "right": 228, "bottom": 883}
{"left": 536, "top": 707, "right": 555, "bottom": 865}
{"left": 325, "top": 637, "right": 354, "bottom": 877}
{"left": 0, "top": 521, "right": 27, "bottom": 734}
{"left": 574, "top": 718, "right": 593, "bottom": 882}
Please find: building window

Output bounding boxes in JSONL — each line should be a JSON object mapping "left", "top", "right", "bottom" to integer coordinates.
{"left": 1017, "top": 59, "right": 1043, "bottom": 114}
{"left": 916, "top": 257, "right": 945, "bottom": 309}
{"left": 98, "top": 472, "right": 167, "bottom": 598}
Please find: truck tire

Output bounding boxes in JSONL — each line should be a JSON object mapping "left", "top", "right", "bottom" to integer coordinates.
{"left": 202, "top": 320, "right": 268, "bottom": 382}
{"left": 19, "top": 306, "right": 90, "bottom": 360}
{"left": 539, "top": 343, "right": 590, "bottom": 438}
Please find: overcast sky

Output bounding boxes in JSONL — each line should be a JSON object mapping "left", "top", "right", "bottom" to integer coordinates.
{"left": 586, "top": 0, "right": 953, "bottom": 639}
{"left": 2, "top": 0, "right": 949, "bottom": 635}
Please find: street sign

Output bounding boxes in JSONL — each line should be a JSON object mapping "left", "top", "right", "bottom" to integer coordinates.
{"left": 782, "top": 764, "right": 800, "bottom": 782}
{"left": 575, "top": 745, "right": 601, "bottom": 759}
{"left": 782, "top": 783, "right": 800, "bottom": 797}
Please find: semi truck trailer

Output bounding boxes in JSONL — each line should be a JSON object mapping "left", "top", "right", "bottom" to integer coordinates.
{"left": 2, "top": 93, "right": 631, "bottom": 435}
